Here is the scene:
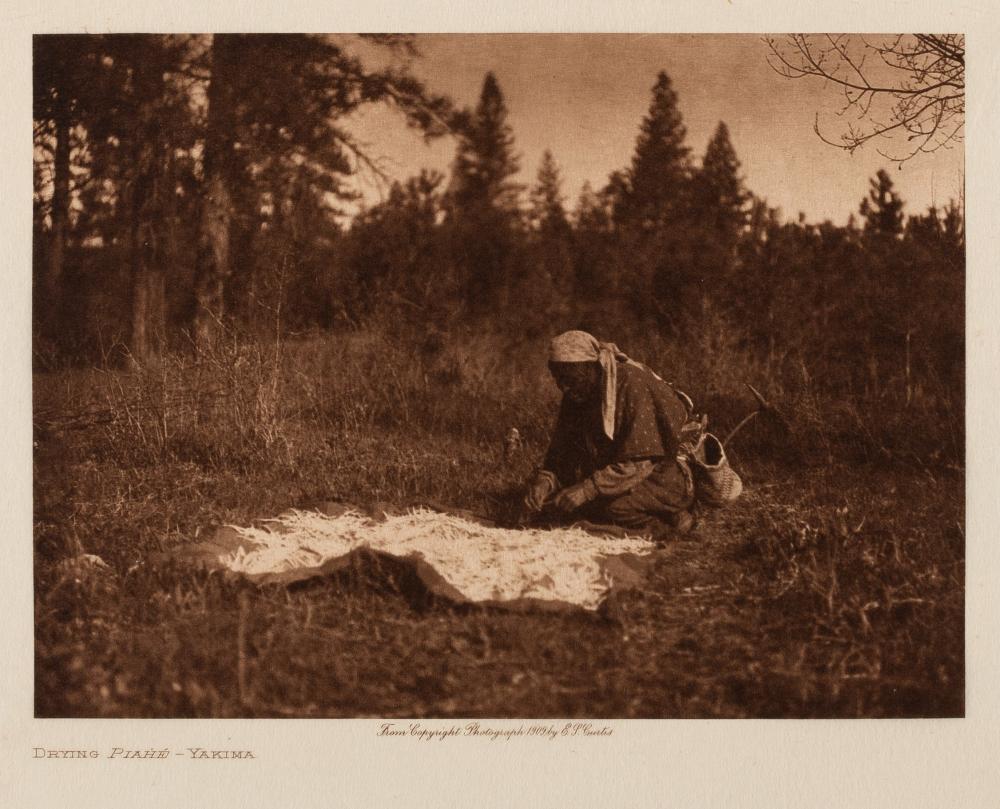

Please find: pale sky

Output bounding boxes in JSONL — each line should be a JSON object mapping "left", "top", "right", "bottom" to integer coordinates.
{"left": 345, "top": 34, "right": 964, "bottom": 226}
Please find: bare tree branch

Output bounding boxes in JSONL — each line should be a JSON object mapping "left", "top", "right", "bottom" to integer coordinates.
{"left": 764, "top": 33, "right": 964, "bottom": 163}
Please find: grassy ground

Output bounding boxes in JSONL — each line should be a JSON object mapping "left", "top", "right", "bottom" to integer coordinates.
{"left": 33, "top": 328, "right": 964, "bottom": 718}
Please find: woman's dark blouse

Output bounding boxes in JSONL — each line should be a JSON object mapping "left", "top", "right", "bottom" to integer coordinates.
{"left": 542, "top": 361, "right": 689, "bottom": 495}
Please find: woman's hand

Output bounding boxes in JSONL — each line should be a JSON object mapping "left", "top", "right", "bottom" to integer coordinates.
{"left": 552, "top": 479, "right": 598, "bottom": 513}
{"left": 524, "top": 471, "right": 559, "bottom": 513}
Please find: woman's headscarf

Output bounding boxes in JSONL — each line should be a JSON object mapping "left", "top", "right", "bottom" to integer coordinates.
{"left": 549, "top": 330, "right": 638, "bottom": 440}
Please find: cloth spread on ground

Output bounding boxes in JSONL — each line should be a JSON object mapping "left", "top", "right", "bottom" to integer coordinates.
{"left": 171, "top": 505, "right": 659, "bottom": 612}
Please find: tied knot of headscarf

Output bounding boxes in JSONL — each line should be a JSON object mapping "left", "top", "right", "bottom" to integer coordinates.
{"left": 549, "top": 330, "right": 634, "bottom": 440}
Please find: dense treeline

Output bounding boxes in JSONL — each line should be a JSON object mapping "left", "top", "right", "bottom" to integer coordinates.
{"left": 33, "top": 34, "right": 458, "bottom": 361}
{"left": 34, "top": 35, "right": 964, "bottom": 414}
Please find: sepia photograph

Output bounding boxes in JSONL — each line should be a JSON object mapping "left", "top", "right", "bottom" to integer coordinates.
{"left": 32, "top": 32, "right": 965, "bottom": 721}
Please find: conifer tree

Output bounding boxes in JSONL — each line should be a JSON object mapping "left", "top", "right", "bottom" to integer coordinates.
{"left": 449, "top": 71, "right": 522, "bottom": 214}
{"left": 855, "top": 169, "right": 909, "bottom": 388}
{"left": 690, "top": 121, "right": 750, "bottom": 300}
{"left": 340, "top": 168, "right": 447, "bottom": 320}
{"left": 529, "top": 149, "right": 569, "bottom": 235}
{"left": 695, "top": 122, "right": 750, "bottom": 246}
{"left": 518, "top": 150, "right": 572, "bottom": 324}
{"left": 192, "top": 34, "right": 458, "bottom": 346}
{"left": 941, "top": 198, "right": 965, "bottom": 254}
{"left": 572, "top": 181, "right": 618, "bottom": 305}
{"left": 615, "top": 71, "right": 692, "bottom": 231}
{"left": 447, "top": 71, "right": 524, "bottom": 311}
{"left": 572, "top": 182, "right": 604, "bottom": 231}
{"left": 33, "top": 35, "right": 117, "bottom": 345}
{"left": 609, "top": 71, "right": 696, "bottom": 323}
{"left": 859, "top": 169, "right": 905, "bottom": 238}
{"left": 33, "top": 36, "right": 81, "bottom": 336}
{"left": 33, "top": 35, "right": 196, "bottom": 361}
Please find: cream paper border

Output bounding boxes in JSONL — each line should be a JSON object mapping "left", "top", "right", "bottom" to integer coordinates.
{"left": 3, "top": 4, "right": 998, "bottom": 807}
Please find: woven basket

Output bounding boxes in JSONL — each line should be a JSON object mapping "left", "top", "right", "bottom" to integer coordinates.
{"left": 687, "top": 432, "right": 743, "bottom": 506}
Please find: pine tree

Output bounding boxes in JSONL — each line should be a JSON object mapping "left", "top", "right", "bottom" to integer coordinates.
{"left": 529, "top": 149, "right": 569, "bottom": 234}
{"left": 608, "top": 71, "right": 697, "bottom": 323}
{"left": 695, "top": 122, "right": 750, "bottom": 244}
{"left": 689, "top": 121, "right": 751, "bottom": 301}
{"left": 574, "top": 181, "right": 616, "bottom": 236}
{"left": 517, "top": 150, "right": 572, "bottom": 326}
{"left": 572, "top": 181, "right": 617, "bottom": 305}
{"left": 447, "top": 72, "right": 524, "bottom": 311}
{"left": 32, "top": 35, "right": 107, "bottom": 345}
{"left": 859, "top": 169, "right": 905, "bottom": 238}
{"left": 33, "top": 34, "right": 196, "bottom": 360}
{"left": 193, "top": 34, "right": 458, "bottom": 346}
{"left": 340, "top": 169, "right": 448, "bottom": 321}
{"left": 905, "top": 205, "right": 942, "bottom": 247}
{"left": 941, "top": 198, "right": 964, "bottom": 253}
{"left": 615, "top": 71, "right": 692, "bottom": 231}
{"left": 449, "top": 71, "right": 522, "bottom": 214}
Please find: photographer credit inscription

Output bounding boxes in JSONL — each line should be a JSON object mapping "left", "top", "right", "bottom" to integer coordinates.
{"left": 378, "top": 722, "right": 614, "bottom": 742}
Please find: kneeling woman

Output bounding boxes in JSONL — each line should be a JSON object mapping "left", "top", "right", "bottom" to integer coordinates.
{"left": 523, "top": 330, "right": 700, "bottom": 538}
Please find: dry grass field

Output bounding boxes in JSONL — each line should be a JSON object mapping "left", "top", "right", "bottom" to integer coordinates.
{"left": 33, "top": 326, "right": 964, "bottom": 717}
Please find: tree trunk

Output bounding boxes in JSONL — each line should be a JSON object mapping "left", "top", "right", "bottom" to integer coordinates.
{"left": 126, "top": 38, "right": 167, "bottom": 366}
{"left": 129, "top": 239, "right": 167, "bottom": 366}
{"left": 128, "top": 226, "right": 150, "bottom": 366}
{"left": 150, "top": 265, "right": 167, "bottom": 352}
{"left": 193, "top": 175, "right": 233, "bottom": 345}
{"left": 150, "top": 163, "right": 173, "bottom": 355}
{"left": 193, "top": 34, "right": 239, "bottom": 348}
{"left": 44, "top": 95, "right": 71, "bottom": 340}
